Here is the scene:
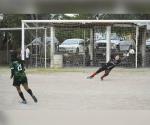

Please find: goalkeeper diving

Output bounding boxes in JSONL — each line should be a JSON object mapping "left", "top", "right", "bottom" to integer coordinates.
{"left": 87, "top": 49, "right": 135, "bottom": 80}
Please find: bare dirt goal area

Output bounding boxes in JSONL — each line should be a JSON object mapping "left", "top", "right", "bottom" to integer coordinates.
{"left": 0, "top": 67, "right": 150, "bottom": 110}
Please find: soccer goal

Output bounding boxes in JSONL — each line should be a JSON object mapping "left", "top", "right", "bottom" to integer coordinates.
{"left": 21, "top": 20, "right": 150, "bottom": 68}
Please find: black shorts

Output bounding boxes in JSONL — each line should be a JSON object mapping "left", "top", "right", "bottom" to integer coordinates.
{"left": 102, "top": 63, "right": 115, "bottom": 71}
{"left": 13, "top": 76, "right": 28, "bottom": 87}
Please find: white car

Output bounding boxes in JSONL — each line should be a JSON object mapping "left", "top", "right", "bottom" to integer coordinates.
{"left": 95, "top": 33, "right": 135, "bottom": 52}
{"left": 59, "top": 38, "right": 87, "bottom": 54}
{"left": 95, "top": 35, "right": 120, "bottom": 53}
{"left": 96, "top": 33, "right": 120, "bottom": 47}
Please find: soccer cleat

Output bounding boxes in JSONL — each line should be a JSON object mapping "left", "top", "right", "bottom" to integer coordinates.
{"left": 87, "top": 76, "right": 93, "bottom": 79}
{"left": 21, "top": 100, "right": 27, "bottom": 104}
{"left": 32, "top": 95, "right": 38, "bottom": 103}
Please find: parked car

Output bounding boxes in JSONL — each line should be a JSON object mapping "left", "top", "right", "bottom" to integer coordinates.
{"left": 59, "top": 38, "right": 88, "bottom": 54}
{"left": 146, "top": 38, "right": 150, "bottom": 52}
{"left": 95, "top": 34, "right": 120, "bottom": 54}
{"left": 95, "top": 33, "right": 135, "bottom": 52}
{"left": 119, "top": 39, "right": 135, "bottom": 51}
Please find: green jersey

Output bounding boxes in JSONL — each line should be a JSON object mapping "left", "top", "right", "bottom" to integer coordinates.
{"left": 10, "top": 59, "right": 26, "bottom": 79}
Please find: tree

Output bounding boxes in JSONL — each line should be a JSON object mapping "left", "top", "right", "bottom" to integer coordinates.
{"left": 0, "top": 14, "right": 30, "bottom": 50}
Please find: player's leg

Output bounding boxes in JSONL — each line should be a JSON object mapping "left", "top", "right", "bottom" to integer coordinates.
{"left": 87, "top": 67, "right": 105, "bottom": 79}
{"left": 15, "top": 86, "right": 27, "bottom": 104}
{"left": 22, "top": 83, "right": 38, "bottom": 103}
{"left": 101, "top": 69, "right": 111, "bottom": 80}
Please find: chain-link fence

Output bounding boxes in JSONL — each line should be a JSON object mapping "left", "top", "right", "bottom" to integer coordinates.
{"left": 19, "top": 21, "right": 150, "bottom": 67}
{"left": 1, "top": 20, "right": 150, "bottom": 68}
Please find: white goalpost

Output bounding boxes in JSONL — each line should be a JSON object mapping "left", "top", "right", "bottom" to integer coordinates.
{"left": 21, "top": 20, "right": 150, "bottom": 68}
{"left": 0, "top": 27, "right": 45, "bottom": 64}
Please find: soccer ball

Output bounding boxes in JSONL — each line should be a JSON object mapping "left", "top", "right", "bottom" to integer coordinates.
{"left": 129, "top": 49, "right": 135, "bottom": 54}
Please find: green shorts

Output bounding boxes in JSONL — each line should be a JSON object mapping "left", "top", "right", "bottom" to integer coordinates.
{"left": 13, "top": 76, "right": 28, "bottom": 87}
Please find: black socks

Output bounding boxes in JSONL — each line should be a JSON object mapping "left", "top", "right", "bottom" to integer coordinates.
{"left": 18, "top": 89, "right": 37, "bottom": 103}
{"left": 27, "top": 89, "right": 33, "bottom": 97}
{"left": 19, "top": 92, "right": 26, "bottom": 101}
{"left": 27, "top": 89, "right": 38, "bottom": 103}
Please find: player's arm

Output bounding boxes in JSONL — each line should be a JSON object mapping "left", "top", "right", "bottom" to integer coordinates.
{"left": 10, "top": 68, "right": 14, "bottom": 79}
{"left": 21, "top": 60, "right": 25, "bottom": 71}
{"left": 121, "top": 48, "right": 135, "bottom": 61}
{"left": 120, "top": 48, "right": 135, "bottom": 62}
{"left": 121, "top": 54, "right": 129, "bottom": 61}
{"left": 10, "top": 63, "right": 14, "bottom": 79}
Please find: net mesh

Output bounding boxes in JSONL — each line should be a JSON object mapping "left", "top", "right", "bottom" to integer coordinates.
{"left": 21, "top": 21, "right": 150, "bottom": 68}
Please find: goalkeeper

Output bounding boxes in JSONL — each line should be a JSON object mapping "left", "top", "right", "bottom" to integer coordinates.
{"left": 87, "top": 51, "right": 133, "bottom": 80}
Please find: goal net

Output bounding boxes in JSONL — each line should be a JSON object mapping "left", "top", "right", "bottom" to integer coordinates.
{"left": 21, "top": 20, "right": 150, "bottom": 68}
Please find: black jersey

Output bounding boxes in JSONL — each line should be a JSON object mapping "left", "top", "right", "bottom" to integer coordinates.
{"left": 105, "top": 58, "right": 121, "bottom": 70}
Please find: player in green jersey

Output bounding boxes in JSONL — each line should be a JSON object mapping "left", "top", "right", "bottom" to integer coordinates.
{"left": 10, "top": 51, "right": 37, "bottom": 104}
